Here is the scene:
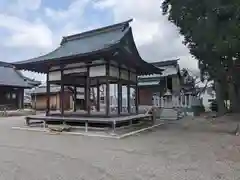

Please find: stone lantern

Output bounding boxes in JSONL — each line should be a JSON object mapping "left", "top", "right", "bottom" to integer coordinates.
{"left": 163, "top": 89, "right": 172, "bottom": 108}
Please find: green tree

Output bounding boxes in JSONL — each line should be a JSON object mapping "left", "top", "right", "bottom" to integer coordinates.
{"left": 162, "top": 0, "right": 240, "bottom": 114}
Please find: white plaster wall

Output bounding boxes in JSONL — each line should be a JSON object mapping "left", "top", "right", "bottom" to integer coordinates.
{"left": 89, "top": 65, "right": 106, "bottom": 77}
{"left": 49, "top": 71, "right": 61, "bottom": 81}
{"left": 109, "top": 66, "right": 119, "bottom": 78}
{"left": 120, "top": 70, "right": 128, "bottom": 80}
{"left": 64, "top": 68, "right": 87, "bottom": 75}
{"left": 130, "top": 72, "right": 137, "bottom": 82}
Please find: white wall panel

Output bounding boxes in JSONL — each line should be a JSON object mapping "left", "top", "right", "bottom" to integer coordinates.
{"left": 120, "top": 69, "right": 128, "bottom": 80}
{"left": 64, "top": 68, "right": 86, "bottom": 74}
{"left": 130, "top": 72, "right": 137, "bottom": 82}
{"left": 90, "top": 65, "right": 106, "bottom": 77}
{"left": 109, "top": 66, "right": 119, "bottom": 78}
{"left": 49, "top": 71, "right": 61, "bottom": 81}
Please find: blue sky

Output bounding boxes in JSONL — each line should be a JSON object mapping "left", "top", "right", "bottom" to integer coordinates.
{"left": 0, "top": 0, "right": 198, "bottom": 81}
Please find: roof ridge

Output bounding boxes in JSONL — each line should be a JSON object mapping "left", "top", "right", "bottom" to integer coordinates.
{"left": 60, "top": 19, "right": 133, "bottom": 45}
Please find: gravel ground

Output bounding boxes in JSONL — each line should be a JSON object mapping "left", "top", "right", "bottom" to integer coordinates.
{"left": 0, "top": 116, "right": 239, "bottom": 179}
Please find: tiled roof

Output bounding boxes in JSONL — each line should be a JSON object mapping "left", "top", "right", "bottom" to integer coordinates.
{"left": 139, "top": 65, "right": 178, "bottom": 79}
{"left": 15, "top": 20, "right": 132, "bottom": 65}
{"left": 0, "top": 64, "right": 40, "bottom": 88}
{"left": 13, "top": 20, "right": 163, "bottom": 75}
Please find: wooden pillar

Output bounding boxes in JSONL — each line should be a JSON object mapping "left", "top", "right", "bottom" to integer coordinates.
{"left": 60, "top": 67, "right": 64, "bottom": 116}
{"left": 73, "top": 86, "right": 77, "bottom": 112}
{"left": 117, "top": 67, "right": 122, "bottom": 115}
{"left": 165, "top": 76, "right": 168, "bottom": 90}
{"left": 135, "top": 83, "right": 139, "bottom": 114}
{"left": 21, "top": 89, "right": 24, "bottom": 109}
{"left": 84, "top": 78, "right": 87, "bottom": 111}
{"left": 127, "top": 71, "right": 131, "bottom": 114}
{"left": 105, "top": 62, "right": 110, "bottom": 116}
{"left": 86, "top": 66, "right": 90, "bottom": 115}
{"left": 18, "top": 89, "right": 24, "bottom": 109}
{"left": 96, "top": 79, "right": 100, "bottom": 112}
{"left": 46, "top": 71, "right": 50, "bottom": 116}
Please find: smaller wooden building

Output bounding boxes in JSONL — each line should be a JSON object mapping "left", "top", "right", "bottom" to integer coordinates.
{"left": 138, "top": 59, "right": 181, "bottom": 105}
{"left": 31, "top": 85, "right": 85, "bottom": 110}
{"left": 0, "top": 62, "right": 40, "bottom": 110}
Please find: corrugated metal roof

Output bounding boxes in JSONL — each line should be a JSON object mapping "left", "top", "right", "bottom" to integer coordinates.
{"left": 15, "top": 20, "right": 132, "bottom": 65}
{"left": 0, "top": 66, "right": 33, "bottom": 88}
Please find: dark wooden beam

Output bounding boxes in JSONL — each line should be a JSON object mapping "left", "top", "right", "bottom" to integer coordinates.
{"left": 46, "top": 71, "right": 50, "bottom": 116}
{"left": 118, "top": 66, "right": 122, "bottom": 115}
{"left": 49, "top": 62, "right": 106, "bottom": 72}
{"left": 135, "top": 83, "right": 139, "bottom": 114}
{"left": 96, "top": 79, "right": 100, "bottom": 112}
{"left": 127, "top": 70, "right": 131, "bottom": 114}
{"left": 60, "top": 67, "right": 64, "bottom": 116}
{"left": 86, "top": 66, "right": 90, "bottom": 115}
{"left": 74, "top": 86, "right": 77, "bottom": 112}
{"left": 21, "top": 89, "right": 24, "bottom": 109}
{"left": 105, "top": 61, "right": 110, "bottom": 116}
{"left": 49, "top": 75, "right": 136, "bottom": 87}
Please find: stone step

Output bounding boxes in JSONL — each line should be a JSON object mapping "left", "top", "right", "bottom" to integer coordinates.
{"left": 160, "top": 108, "right": 179, "bottom": 120}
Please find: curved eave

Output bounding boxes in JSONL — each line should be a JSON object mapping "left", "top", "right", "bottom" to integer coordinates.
{"left": 121, "top": 28, "right": 163, "bottom": 75}
{"left": 14, "top": 43, "right": 120, "bottom": 73}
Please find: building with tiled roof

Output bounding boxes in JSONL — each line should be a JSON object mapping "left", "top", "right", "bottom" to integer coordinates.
{"left": 0, "top": 62, "right": 41, "bottom": 110}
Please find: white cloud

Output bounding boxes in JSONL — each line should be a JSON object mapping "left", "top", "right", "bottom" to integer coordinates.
{"left": 0, "top": 0, "right": 94, "bottom": 81}
{"left": 94, "top": 0, "right": 198, "bottom": 71}
{"left": 6, "top": 0, "right": 41, "bottom": 17}
{"left": 16, "top": 0, "right": 41, "bottom": 11}
{"left": 45, "top": 0, "right": 89, "bottom": 22}
{"left": 0, "top": 14, "right": 53, "bottom": 49}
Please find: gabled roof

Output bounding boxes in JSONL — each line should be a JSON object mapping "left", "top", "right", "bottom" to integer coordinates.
{"left": 0, "top": 62, "right": 40, "bottom": 88}
{"left": 13, "top": 19, "right": 162, "bottom": 75}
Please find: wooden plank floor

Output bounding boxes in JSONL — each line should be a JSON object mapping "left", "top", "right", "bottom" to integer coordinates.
{"left": 49, "top": 110, "right": 134, "bottom": 118}
{"left": 26, "top": 114, "right": 152, "bottom": 123}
